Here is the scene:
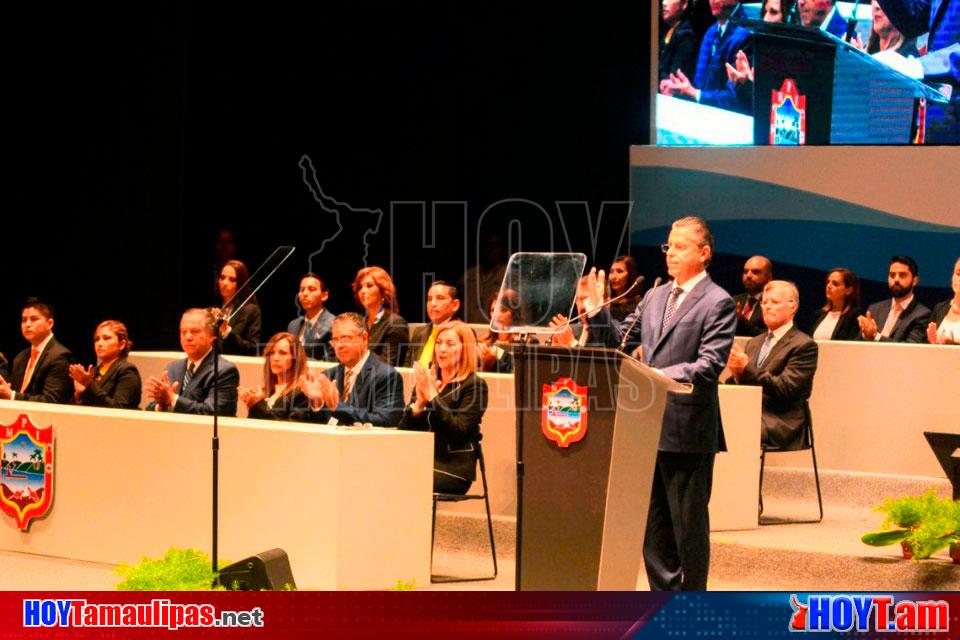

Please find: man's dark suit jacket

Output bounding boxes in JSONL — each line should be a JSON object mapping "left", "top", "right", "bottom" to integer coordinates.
{"left": 406, "top": 322, "right": 437, "bottom": 367}
{"left": 77, "top": 359, "right": 142, "bottom": 409}
{"left": 733, "top": 293, "right": 765, "bottom": 337}
{"left": 248, "top": 388, "right": 310, "bottom": 421}
{"left": 308, "top": 354, "right": 404, "bottom": 427}
{"left": 287, "top": 308, "right": 335, "bottom": 361}
{"left": 146, "top": 351, "right": 239, "bottom": 416}
{"left": 693, "top": 22, "right": 752, "bottom": 113}
{"left": 737, "top": 326, "right": 819, "bottom": 451}
{"left": 367, "top": 310, "right": 409, "bottom": 368}
{"left": 221, "top": 303, "right": 262, "bottom": 356}
{"left": 401, "top": 373, "right": 488, "bottom": 486}
{"left": 862, "top": 297, "right": 931, "bottom": 343}
{"left": 809, "top": 306, "right": 862, "bottom": 341}
{"left": 592, "top": 276, "right": 738, "bottom": 453}
{"left": 10, "top": 337, "right": 75, "bottom": 404}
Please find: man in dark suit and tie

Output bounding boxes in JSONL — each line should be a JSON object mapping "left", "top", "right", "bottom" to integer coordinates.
{"left": 0, "top": 298, "right": 74, "bottom": 404}
{"left": 287, "top": 273, "right": 335, "bottom": 361}
{"left": 797, "top": 0, "right": 849, "bottom": 37}
{"left": 144, "top": 308, "right": 239, "bottom": 416}
{"left": 300, "top": 312, "right": 404, "bottom": 427}
{"left": 857, "top": 256, "right": 931, "bottom": 343}
{"left": 660, "top": 0, "right": 753, "bottom": 113}
{"left": 734, "top": 256, "right": 773, "bottom": 337}
{"left": 584, "top": 216, "right": 737, "bottom": 591}
{"left": 727, "top": 281, "right": 819, "bottom": 450}
{"left": 406, "top": 281, "right": 461, "bottom": 367}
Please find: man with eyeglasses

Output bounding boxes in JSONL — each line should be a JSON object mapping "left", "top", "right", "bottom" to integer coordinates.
{"left": 299, "top": 312, "right": 404, "bottom": 426}
{"left": 582, "top": 216, "right": 737, "bottom": 591}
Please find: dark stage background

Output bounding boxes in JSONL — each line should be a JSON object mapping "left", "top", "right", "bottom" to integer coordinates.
{"left": 5, "top": 4, "right": 950, "bottom": 366}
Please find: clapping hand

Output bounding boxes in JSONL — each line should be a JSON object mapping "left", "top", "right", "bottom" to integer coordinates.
{"left": 0, "top": 375, "right": 12, "bottom": 400}
{"left": 145, "top": 371, "right": 179, "bottom": 411}
{"left": 238, "top": 386, "right": 266, "bottom": 409}
{"left": 582, "top": 267, "right": 607, "bottom": 318}
{"left": 411, "top": 362, "right": 439, "bottom": 413}
{"left": 69, "top": 364, "right": 96, "bottom": 394}
{"left": 725, "top": 49, "right": 754, "bottom": 85}
{"left": 857, "top": 310, "right": 879, "bottom": 340}
{"left": 299, "top": 370, "right": 339, "bottom": 410}
{"left": 727, "top": 343, "right": 749, "bottom": 379}
{"left": 660, "top": 69, "right": 699, "bottom": 100}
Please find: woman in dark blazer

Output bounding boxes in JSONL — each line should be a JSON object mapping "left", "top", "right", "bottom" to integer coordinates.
{"left": 659, "top": 0, "right": 697, "bottom": 82}
{"left": 402, "top": 321, "right": 488, "bottom": 495}
{"left": 810, "top": 268, "right": 862, "bottom": 341}
{"left": 217, "top": 259, "right": 262, "bottom": 356}
{"left": 353, "top": 266, "right": 409, "bottom": 367}
{"left": 607, "top": 255, "right": 643, "bottom": 322}
{"left": 926, "top": 257, "right": 960, "bottom": 345}
{"left": 239, "top": 332, "right": 310, "bottom": 420}
{"left": 70, "top": 320, "right": 142, "bottom": 409}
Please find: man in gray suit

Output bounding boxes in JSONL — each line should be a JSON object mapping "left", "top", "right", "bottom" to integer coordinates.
{"left": 584, "top": 215, "right": 737, "bottom": 591}
{"left": 144, "top": 308, "right": 239, "bottom": 416}
{"left": 857, "top": 256, "right": 931, "bottom": 343}
{"left": 728, "top": 281, "right": 818, "bottom": 451}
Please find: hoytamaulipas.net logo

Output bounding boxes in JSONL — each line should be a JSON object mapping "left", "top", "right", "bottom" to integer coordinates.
{"left": 789, "top": 594, "right": 949, "bottom": 633}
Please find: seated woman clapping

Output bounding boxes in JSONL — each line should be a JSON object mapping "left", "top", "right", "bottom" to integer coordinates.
{"left": 239, "top": 332, "right": 309, "bottom": 420}
{"left": 70, "top": 320, "right": 142, "bottom": 409}
{"left": 402, "top": 321, "right": 489, "bottom": 495}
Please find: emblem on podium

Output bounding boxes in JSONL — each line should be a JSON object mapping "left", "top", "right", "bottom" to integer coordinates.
{"left": 770, "top": 78, "right": 806, "bottom": 145}
{"left": 1, "top": 414, "right": 55, "bottom": 531}
{"left": 541, "top": 378, "right": 589, "bottom": 448}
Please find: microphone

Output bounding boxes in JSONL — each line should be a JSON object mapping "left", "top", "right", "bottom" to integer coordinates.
{"left": 562, "top": 275, "right": 645, "bottom": 327}
{"left": 618, "top": 277, "right": 663, "bottom": 354}
{"left": 843, "top": 0, "right": 863, "bottom": 43}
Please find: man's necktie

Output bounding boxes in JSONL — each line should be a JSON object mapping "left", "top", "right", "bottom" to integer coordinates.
{"left": 757, "top": 332, "right": 775, "bottom": 367}
{"left": 184, "top": 362, "right": 196, "bottom": 388}
{"left": 662, "top": 287, "right": 683, "bottom": 331}
{"left": 343, "top": 369, "right": 355, "bottom": 402}
{"left": 418, "top": 327, "right": 439, "bottom": 367}
{"left": 741, "top": 297, "right": 756, "bottom": 320}
{"left": 880, "top": 301, "right": 902, "bottom": 338}
{"left": 20, "top": 347, "right": 40, "bottom": 393}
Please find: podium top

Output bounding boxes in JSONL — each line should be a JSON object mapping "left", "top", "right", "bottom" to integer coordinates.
{"left": 733, "top": 18, "right": 949, "bottom": 103}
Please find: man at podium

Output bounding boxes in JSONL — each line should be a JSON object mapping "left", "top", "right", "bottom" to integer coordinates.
{"left": 584, "top": 216, "right": 737, "bottom": 591}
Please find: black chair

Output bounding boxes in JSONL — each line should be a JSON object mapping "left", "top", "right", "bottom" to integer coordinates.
{"left": 430, "top": 439, "right": 498, "bottom": 583}
{"left": 758, "top": 409, "right": 823, "bottom": 525}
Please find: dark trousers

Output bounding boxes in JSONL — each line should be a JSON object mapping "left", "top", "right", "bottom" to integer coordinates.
{"left": 643, "top": 450, "right": 716, "bottom": 591}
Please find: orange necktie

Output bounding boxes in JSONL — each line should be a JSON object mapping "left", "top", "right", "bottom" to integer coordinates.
{"left": 20, "top": 348, "right": 40, "bottom": 393}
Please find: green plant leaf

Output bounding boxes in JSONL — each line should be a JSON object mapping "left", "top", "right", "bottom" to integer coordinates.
{"left": 862, "top": 529, "right": 909, "bottom": 546}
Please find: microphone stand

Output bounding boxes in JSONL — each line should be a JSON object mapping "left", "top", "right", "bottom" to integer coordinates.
{"left": 619, "top": 277, "right": 662, "bottom": 353}
{"left": 208, "top": 246, "right": 295, "bottom": 578}
{"left": 843, "top": 0, "right": 863, "bottom": 43}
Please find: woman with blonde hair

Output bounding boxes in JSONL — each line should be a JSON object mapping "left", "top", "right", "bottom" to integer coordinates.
{"left": 402, "top": 321, "right": 489, "bottom": 495}
{"left": 70, "top": 320, "right": 142, "bottom": 409}
{"left": 353, "top": 265, "right": 409, "bottom": 367}
{"left": 239, "top": 332, "right": 309, "bottom": 420}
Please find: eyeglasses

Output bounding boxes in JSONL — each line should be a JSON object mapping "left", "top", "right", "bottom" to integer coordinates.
{"left": 661, "top": 243, "right": 697, "bottom": 253}
{"left": 330, "top": 334, "right": 362, "bottom": 345}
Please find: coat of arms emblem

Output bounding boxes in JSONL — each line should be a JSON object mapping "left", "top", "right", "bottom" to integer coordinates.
{"left": 541, "top": 377, "right": 589, "bottom": 448}
{"left": 1, "top": 414, "right": 55, "bottom": 530}
{"left": 770, "top": 78, "right": 806, "bottom": 145}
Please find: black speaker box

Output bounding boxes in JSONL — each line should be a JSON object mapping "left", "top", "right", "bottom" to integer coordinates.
{"left": 217, "top": 548, "right": 296, "bottom": 591}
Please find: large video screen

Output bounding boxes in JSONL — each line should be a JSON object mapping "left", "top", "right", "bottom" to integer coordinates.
{"left": 654, "top": 0, "right": 958, "bottom": 145}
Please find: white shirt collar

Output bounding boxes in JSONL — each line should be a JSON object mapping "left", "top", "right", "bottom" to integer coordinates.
{"left": 31, "top": 333, "right": 55, "bottom": 355}
{"left": 768, "top": 320, "right": 794, "bottom": 343}
{"left": 345, "top": 350, "right": 371, "bottom": 381}
{"left": 673, "top": 269, "right": 708, "bottom": 295}
{"left": 188, "top": 348, "right": 212, "bottom": 370}
{"left": 892, "top": 294, "right": 914, "bottom": 311}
